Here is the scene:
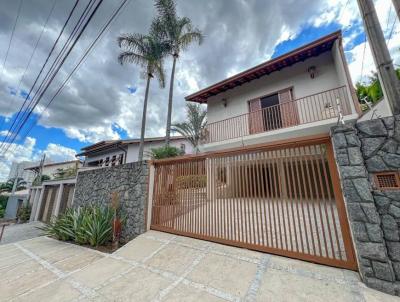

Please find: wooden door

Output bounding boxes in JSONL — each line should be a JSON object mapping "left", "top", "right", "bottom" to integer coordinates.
{"left": 279, "top": 89, "right": 299, "bottom": 128}
{"left": 248, "top": 99, "right": 264, "bottom": 134}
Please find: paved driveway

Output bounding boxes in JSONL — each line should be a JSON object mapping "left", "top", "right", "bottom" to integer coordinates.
{"left": 1, "top": 231, "right": 397, "bottom": 302}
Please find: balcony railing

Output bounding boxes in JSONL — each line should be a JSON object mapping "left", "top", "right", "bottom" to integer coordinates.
{"left": 202, "top": 86, "right": 352, "bottom": 144}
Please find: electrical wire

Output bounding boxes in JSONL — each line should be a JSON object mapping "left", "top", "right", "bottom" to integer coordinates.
{"left": 18, "top": 0, "right": 131, "bottom": 147}
{"left": 0, "top": 0, "right": 80, "bottom": 151}
{"left": 1, "top": 0, "right": 23, "bottom": 72}
{"left": 0, "top": 0, "right": 57, "bottom": 131}
{"left": 1, "top": 0, "right": 104, "bottom": 156}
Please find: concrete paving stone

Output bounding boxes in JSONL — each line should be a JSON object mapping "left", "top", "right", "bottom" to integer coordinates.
{"left": 71, "top": 257, "right": 130, "bottom": 288}
{"left": 53, "top": 251, "right": 104, "bottom": 273}
{"left": 360, "top": 284, "right": 400, "bottom": 302}
{"left": 171, "top": 235, "right": 210, "bottom": 249}
{"left": 0, "top": 260, "right": 46, "bottom": 284}
{"left": 268, "top": 254, "right": 355, "bottom": 284}
{"left": 145, "top": 230, "right": 176, "bottom": 241}
{"left": 163, "top": 283, "right": 226, "bottom": 302}
{"left": 98, "top": 266, "right": 172, "bottom": 302}
{"left": 18, "top": 238, "right": 68, "bottom": 255}
{"left": 39, "top": 245, "right": 91, "bottom": 264}
{"left": 210, "top": 241, "right": 263, "bottom": 262}
{"left": 113, "top": 236, "right": 165, "bottom": 262}
{"left": 14, "top": 279, "right": 82, "bottom": 302}
{"left": 0, "top": 246, "right": 25, "bottom": 259}
{"left": 0, "top": 253, "right": 31, "bottom": 269}
{"left": 187, "top": 253, "right": 258, "bottom": 298}
{"left": 146, "top": 243, "right": 203, "bottom": 275}
{"left": 256, "top": 268, "right": 358, "bottom": 302}
{"left": 0, "top": 265, "right": 56, "bottom": 300}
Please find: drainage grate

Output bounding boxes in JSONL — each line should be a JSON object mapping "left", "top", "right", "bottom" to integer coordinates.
{"left": 375, "top": 172, "right": 400, "bottom": 190}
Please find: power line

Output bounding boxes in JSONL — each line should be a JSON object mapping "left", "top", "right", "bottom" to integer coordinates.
{"left": 0, "top": 0, "right": 57, "bottom": 131}
{"left": 1, "top": 0, "right": 104, "bottom": 156}
{"left": 1, "top": 0, "right": 23, "bottom": 72}
{"left": 0, "top": 0, "right": 80, "bottom": 151}
{"left": 19, "top": 0, "right": 131, "bottom": 144}
{"left": 387, "top": 17, "right": 397, "bottom": 45}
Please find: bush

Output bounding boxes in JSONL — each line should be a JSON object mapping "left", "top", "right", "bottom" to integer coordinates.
{"left": 149, "top": 145, "right": 184, "bottom": 159}
{"left": 17, "top": 204, "right": 31, "bottom": 223}
{"left": 41, "top": 205, "right": 115, "bottom": 247}
{"left": 0, "top": 195, "right": 7, "bottom": 218}
{"left": 176, "top": 175, "right": 207, "bottom": 188}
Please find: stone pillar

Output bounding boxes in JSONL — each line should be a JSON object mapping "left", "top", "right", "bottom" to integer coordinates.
{"left": 34, "top": 188, "right": 45, "bottom": 221}
{"left": 53, "top": 184, "right": 64, "bottom": 218}
{"left": 331, "top": 117, "right": 400, "bottom": 296}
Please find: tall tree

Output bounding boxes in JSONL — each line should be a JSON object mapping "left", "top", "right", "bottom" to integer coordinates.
{"left": 172, "top": 103, "right": 206, "bottom": 152}
{"left": 153, "top": 0, "right": 204, "bottom": 146}
{"left": 0, "top": 178, "right": 26, "bottom": 193}
{"left": 117, "top": 33, "right": 169, "bottom": 161}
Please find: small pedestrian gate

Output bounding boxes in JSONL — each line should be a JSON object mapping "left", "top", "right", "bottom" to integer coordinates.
{"left": 150, "top": 137, "right": 357, "bottom": 270}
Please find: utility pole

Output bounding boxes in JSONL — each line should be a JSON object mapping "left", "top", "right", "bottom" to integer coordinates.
{"left": 357, "top": 0, "right": 400, "bottom": 114}
{"left": 391, "top": 0, "right": 400, "bottom": 20}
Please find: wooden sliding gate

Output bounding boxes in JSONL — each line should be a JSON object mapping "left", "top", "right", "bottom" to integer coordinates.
{"left": 150, "top": 137, "right": 357, "bottom": 270}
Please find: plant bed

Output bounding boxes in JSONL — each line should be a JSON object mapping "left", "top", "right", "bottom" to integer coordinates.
{"left": 40, "top": 202, "right": 125, "bottom": 251}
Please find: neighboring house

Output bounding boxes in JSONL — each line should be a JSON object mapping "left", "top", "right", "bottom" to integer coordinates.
{"left": 78, "top": 136, "right": 193, "bottom": 167}
{"left": 186, "top": 31, "right": 361, "bottom": 152}
{"left": 25, "top": 160, "right": 82, "bottom": 181}
{"left": 8, "top": 161, "right": 37, "bottom": 186}
{"left": 26, "top": 160, "right": 82, "bottom": 223}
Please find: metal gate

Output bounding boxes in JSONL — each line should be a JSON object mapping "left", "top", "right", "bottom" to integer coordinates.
{"left": 150, "top": 137, "right": 357, "bottom": 270}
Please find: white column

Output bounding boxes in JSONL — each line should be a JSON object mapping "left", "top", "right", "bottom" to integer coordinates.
{"left": 146, "top": 165, "right": 155, "bottom": 231}
{"left": 53, "top": 184, "right": 64, "bottom": 218}
{"left": 29, "top": 189, "right": 38, "bottom": 221}
{"left": 34, "top": 187, "right": 45, "bottom": 221}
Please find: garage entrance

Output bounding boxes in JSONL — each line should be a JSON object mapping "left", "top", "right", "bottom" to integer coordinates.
{"left": 150, "top": 137, "right": 357, "bottom": 270}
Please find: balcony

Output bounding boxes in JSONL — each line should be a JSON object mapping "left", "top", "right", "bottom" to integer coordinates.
{"left": 202, "top": 86, "right": 353, "bottom": 145}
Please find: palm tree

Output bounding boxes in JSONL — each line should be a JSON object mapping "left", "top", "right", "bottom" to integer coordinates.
{"left": 117, "top": 33, "right": 169, "bottom": 161}
{"left": 152, "top": 0, "right": 204, "bottom": 146}
{"left": 172, "top": 103, "right": 206, "bottom": 152}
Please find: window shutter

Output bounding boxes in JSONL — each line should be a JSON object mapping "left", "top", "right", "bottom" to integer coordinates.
{"left": 279, "top": 89, "right": 299, "bottom": 127}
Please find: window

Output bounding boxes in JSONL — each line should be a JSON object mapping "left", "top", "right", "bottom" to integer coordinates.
{"left": 111, "top": 155, "right": 117, "bottom": 166}
{"left": 104, "top": 157, "right": 110, "bottom": 166}
{"left": 375, "top": 172, "right": 400, "bottom": 190}
{"left": 180, "top": 143, "right": 186, "bottom": 153}
{"left": 118, "top": 154, "right": 124, "bottom": 165}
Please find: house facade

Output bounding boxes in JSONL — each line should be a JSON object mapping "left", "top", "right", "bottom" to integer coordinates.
{"left": 186, "top": 31, "right": 360, "bottom": 152}
{"left": 78, "top": 136, "right": 193, "bottom": 168}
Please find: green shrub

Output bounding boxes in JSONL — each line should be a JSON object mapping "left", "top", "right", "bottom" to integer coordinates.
{"left": 17, "top": 204, "right": 31, "bottom": 223}
{"left": 0, "top": 206, "right": 4, "bottom": 218}
{"left": 40, "top": 205, "right": 115, "bottom": 247}
{"left": 149, "top": 145, "right": 184, "bottom": 159}
{"left": 176, "top": 175, "right": 207, "bottom": 188}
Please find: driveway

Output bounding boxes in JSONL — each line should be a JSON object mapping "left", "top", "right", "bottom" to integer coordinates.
{"left": 1, "top": 231, "right": 397, "bottom": 302}
{"left": 0, "top": 221, "right": 44, "bottom": 245}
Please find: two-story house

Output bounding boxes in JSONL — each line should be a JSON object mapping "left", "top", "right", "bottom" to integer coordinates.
{"left": 150, "top": 31, "right": 360, "bottom": 270}
{"left": 186, "top": 30, "right": 360, "bottom": 151}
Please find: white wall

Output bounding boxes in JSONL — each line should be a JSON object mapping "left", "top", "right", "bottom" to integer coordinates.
{"left": 207, "top": 50, "right": 343, "bottom": 125}
{"left": 42, "top": 162, "right": 81, "bottom": 179}
{"left": 84, "top": 138, "right": 193, "bottom": 165}
{"left": 358, "top": 98, "right": 393, "bottom": 122}
{"left": 126, "top": 139, "right": 193, "bottom": 162}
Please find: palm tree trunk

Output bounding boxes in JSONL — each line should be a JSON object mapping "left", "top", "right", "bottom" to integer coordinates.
{"left": 165, "top": 54, "right": 177, "bottom": 146}
{"left": 138, "top": 74, "right": 152, "bottom": 161}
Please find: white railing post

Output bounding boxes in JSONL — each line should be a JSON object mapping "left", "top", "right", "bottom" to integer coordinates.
{"left": 336, "top": 97, "right": 345, "bottom": 125}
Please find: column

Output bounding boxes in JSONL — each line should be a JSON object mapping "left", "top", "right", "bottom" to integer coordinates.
{"left": 53, "top": 184, "right": 64, "bottom": 218}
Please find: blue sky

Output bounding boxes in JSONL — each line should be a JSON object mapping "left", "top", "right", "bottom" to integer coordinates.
{"left": 0, "top": 0, "right": 398, "bottom": 181}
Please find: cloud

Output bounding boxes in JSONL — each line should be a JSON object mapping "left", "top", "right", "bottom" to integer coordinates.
{"left": 0, "top": 136, "right": 77, "bottom": 182}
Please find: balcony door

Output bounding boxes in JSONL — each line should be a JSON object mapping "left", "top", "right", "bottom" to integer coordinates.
{"left": 249, "top": 88, "right": 299, "bottom": 134}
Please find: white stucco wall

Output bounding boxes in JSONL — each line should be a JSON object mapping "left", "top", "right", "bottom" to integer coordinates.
{"left": 206, "top": 50, "right": 343, "bottom": 125}
{"left": 126, "top": 139, "right": 193, "bottom": 162}
{"left": 358, "top": 98, "right": 393, "bottom": 122}
{"left": 84, "top": 138, "right": 193, "bottom": 166}
{"left": 42, "top": 162, "right": 81, "bottom": 179}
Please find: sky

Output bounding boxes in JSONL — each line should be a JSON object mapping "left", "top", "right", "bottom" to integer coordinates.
{"left": 0, "top": 0, "right": 399, "bottom": 181}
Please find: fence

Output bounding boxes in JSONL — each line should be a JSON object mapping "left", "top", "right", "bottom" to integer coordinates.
{"left": 150, "top": 136, "right": 356, "bottom": 269}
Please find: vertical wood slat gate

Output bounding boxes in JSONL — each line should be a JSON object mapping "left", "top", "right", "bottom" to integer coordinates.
{"left": 150, "top": 138, "right": 357, "bottom": 270}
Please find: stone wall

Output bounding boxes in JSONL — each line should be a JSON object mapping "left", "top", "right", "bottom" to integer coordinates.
{"left": 331, "top": 115, "right": 400, "bottom": 296}
{"left": 73, "top": 162, "right": 149, "bottom": 242}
